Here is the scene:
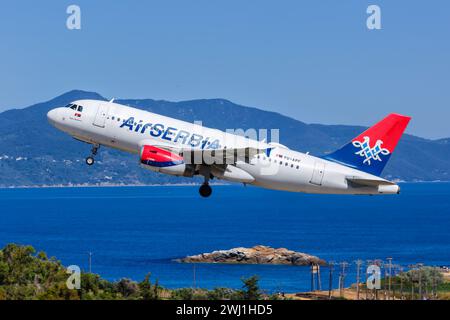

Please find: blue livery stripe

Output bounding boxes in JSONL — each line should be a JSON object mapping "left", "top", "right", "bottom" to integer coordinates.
{"left": 141, "top": 160, "right": 184, "bottom": 167}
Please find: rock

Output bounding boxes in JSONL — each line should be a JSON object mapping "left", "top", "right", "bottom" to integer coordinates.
{"left": 176, "top": 245, "right": 326, "bottom": 266}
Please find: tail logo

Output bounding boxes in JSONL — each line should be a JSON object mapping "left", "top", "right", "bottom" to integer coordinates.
{"left": 352, "top": 136, "right": 390, "bottom": 165}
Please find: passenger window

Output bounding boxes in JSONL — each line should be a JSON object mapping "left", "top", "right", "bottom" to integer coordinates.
{"left": 77, "top": 105, "right": 83, "bottom": 112}
{"left": 296, "top": 165, "right": 300, "bottom": 169}
{"left": 112, "top": 116, "right": 115, "bottom": 120}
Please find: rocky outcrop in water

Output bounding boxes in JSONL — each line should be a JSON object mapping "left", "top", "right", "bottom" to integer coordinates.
{"left": 177, "top": 245, "right": 326, "bottom": 266}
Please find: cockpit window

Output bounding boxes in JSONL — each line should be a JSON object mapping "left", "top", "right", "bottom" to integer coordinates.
{"left": 77, "top": 105, "right": 83, "bottom": 112}
{"left": 65, "top": 103, "right": 73, "bottom": 108}
{"left": 70, "top": 105, "right": 77, "bottom": 110}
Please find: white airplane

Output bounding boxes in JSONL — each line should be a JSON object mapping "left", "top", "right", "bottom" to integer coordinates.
{"left": 47, "top": 99, "right": 411, "bottom": 197}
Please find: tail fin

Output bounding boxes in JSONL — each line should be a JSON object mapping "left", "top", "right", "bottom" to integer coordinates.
{"left": 323, "top": 113, "right": 411, "bottom": 176}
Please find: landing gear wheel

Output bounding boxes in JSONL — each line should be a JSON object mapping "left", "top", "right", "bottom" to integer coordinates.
{"left": 85, "top": 156, "right": 95, "bottom": 166}
{"left": 85, "top": 144, "right": 99, "bottom": 166}
{"left": 199, "top": 184, "right": 212, "bottom": 198}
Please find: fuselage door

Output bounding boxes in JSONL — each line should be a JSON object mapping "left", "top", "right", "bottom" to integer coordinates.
{"left": 93, "top": 103, "right": 110, "bottom": 128}
{"left": 310, "top": 161, "right": 325, "bottom": 186}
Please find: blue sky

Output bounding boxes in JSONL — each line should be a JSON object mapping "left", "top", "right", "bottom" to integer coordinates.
{"left": 0, "top": 0, "right": 449, "bottom": 138}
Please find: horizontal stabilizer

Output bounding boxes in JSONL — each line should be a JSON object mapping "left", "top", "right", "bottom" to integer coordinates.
{"left": 346, "top": 176, "right": 395, "bottom": 187}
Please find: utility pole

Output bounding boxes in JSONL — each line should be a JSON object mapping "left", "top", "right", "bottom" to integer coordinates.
{"left": 392, "top": 264, "right": 398, "bottom": 300}
{"left": 339, "top": 262, "right": 348, "bottom": 298}
{"left": 355, "top": 260, "right": 363, "bottom": 300}
{"left": 365, "top": 260, "right": 372, "bottom": 300}
{"left": 387, "top": 257, "right": 393, "bottom": 300}
{"left": 88, "top": 252, "right": 92, "bottom": 274}
{"left": 328, "top": 261, "right": 335, "bottom": 299}
{"left": 383, "top": 265, "right": 388, "bottom": 299}
{"left": 317, "top": 265, "right": 322, "bottom": 291}
{"left": 432, "top": 267, "right": 437, "bottom": 299}
{"left": 399, "top": 266, "right": 404, "bottom": 300}
{"left": 408, "top": 264, "right": 416, "bottom": 300}
{"left": 310, "top": 264, "right": 317, "bottom": 292}
{"left": 193, "top": 263, "right": 196, "bottom": 290}
{"left": 409, "top": 263, "right": 424, "bottom": 300}
{"left": 418, "top": 263, "right": 423, "bottom": 300}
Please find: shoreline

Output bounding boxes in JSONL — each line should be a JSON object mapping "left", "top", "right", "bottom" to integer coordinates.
{"left": 1, "top": 180, "right": 450, "bottom": 190}
{"left": 0, "top": 182, "right": 231, "bottom": 190}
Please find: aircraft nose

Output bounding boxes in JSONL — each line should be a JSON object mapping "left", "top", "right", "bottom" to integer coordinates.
{"left": 47, "top": 108, "right": 59, "bottom": 125}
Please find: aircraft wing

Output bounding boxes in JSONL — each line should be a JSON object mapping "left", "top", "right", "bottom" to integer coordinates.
{"left": 182, "top": 147, "right": 268, "bottom": 165}
{"left": 138, "top": 140, "right": 268, "bottom": 165}
{"left": 138, "top": 141, "right": 267, "bottom": 183}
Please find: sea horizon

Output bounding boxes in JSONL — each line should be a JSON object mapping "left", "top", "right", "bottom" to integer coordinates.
{"left": 2, "top": 180, "right": 450, "bottom": 190}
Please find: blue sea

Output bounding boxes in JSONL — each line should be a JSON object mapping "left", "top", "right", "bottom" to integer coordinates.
{"left": 0, "top": 183, "right": 449, "bottom": 293}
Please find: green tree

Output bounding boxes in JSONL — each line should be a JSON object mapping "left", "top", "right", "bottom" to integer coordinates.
{"left": 139, "top": 273, "right": 153, "bottom": 300}
{"left": 240, "top": 275, "right": 261, "bottom": 300}
{"left": 80, "top": 273, "right": 101, "bottom": 299}
{"left": 171, "top": 288, "right": 194, "bottom": 300}
{"left": 116, "top": 278, "right": 139, "bottom": 298}
{"left": 153, "top": 278, "right": 160, "bottom": 300}
{"left": 206, "top": 287, "right": 239, "bottom": 300}
{"left": 0, "top": 243, "right": 78, "bottom": 300}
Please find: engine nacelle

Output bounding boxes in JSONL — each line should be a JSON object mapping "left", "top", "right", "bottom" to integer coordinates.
{"left": 140, "top": 145, "right": 194, "bottom": 177}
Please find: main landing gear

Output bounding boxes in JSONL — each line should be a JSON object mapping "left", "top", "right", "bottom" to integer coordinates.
{"left": 199, "top": 167, "right": 213, "bottom": 198}
{"left": 85, "top": 145, "right": 99, "bottom": 166}
{"left": 199, "top": 183, "right": 212, "bottom": 198}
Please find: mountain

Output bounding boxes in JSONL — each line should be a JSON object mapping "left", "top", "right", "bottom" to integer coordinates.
{"left": 0, "top": 90, "right": 449, "bottom": 187}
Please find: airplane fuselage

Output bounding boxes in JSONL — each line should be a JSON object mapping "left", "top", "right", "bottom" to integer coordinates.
{"left": 47, "top": 99, "right": 401, "bottom": 195}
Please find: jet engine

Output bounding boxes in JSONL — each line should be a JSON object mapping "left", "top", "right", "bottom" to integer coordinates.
{"left": 140, "top": 145, "right": 194, "bottom": 177}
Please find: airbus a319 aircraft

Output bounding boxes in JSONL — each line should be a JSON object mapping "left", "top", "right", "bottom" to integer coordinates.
{"left": 47, "top": 99, "right": 410, "bottom": 197}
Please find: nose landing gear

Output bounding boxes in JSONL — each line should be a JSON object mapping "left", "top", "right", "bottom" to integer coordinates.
{"left": 85, "top": 156, "right": 95, "bottom": 166}
{"left": 85, "top": 144, "right": 99, "bottom": 166}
